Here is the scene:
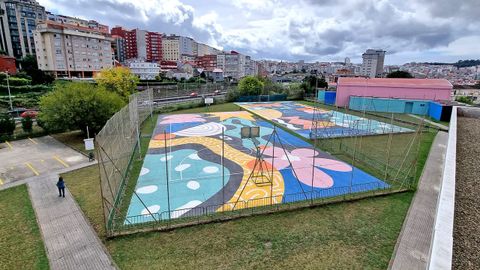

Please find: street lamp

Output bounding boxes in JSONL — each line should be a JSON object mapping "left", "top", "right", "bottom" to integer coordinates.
{"left": 1, "top": 72, "right": 13, "bottom": 111}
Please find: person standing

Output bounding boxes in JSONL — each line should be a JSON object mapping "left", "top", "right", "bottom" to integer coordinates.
{"left": 56, "top": 177, "right": 65, "bottom": 198}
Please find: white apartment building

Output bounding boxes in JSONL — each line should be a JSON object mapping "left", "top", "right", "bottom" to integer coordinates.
{"left": 217, "top": 51, "right": 257, "bottom": 80}
{"left": 361, "top": 49, "right": 386, "bottom": 78}
{"left": 197, "top": 43, "right": 221, "bottom": 57}
{"left": 33, "top": 20, "right": 113, "bottom": 78}
{"left": 129, "top": 61, "right": 159, "bottom": 80}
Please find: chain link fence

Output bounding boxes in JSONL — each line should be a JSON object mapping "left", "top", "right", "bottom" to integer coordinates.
{"left": 96, "top": 89, "right": 153, "bottom": 231}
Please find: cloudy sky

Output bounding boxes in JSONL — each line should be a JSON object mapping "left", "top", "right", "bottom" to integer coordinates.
{"left": 38, "top": 0, "right": 479, "bottom": 65}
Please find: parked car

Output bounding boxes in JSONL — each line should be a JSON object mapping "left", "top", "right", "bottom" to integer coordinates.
{"left": 189, "top": 92, "right": 198, "bottom": 97}
{"left": 20, "top": 110, "right": 39, "bottom": 119}
{"left": 7, "top": 107, "right": 27, "bottom": 118}
{"left": 214, "top": 90, "right": 221, "bottom": 95}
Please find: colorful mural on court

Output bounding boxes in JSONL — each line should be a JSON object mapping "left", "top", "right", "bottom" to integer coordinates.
{"left": 125, "top": 111, "right": 388, "bottom": 223}
{"left": 237, "top": 101, "right": 412, "bottom": 138}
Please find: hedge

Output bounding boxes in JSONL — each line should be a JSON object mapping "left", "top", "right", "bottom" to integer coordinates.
{"left": 0, "top": 84, "right": 52, "bottom": 95}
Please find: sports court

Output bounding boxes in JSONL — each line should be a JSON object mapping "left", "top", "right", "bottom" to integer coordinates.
{"left": 124, "top": 111, "right": 388, "bottom": 224}
{"left": 237, "top": 101, "right": 412, "bottom": 138}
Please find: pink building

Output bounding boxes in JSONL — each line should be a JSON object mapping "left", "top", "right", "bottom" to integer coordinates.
{"left": 336, "top": 78, "right": 453, "bottom": 107}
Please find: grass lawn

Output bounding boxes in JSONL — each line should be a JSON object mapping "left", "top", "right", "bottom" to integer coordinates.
{"left": 0, "top": 185, "right": 49, "bottom": 270}
{"left": 52, "top": 130, "right": 89, "bottom": 155}
{"left": 63, "top": 164, "right": 413, "bottom": 269}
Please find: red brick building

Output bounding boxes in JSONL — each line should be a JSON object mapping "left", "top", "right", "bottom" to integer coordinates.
{"left": 111, "top": 26, "right": 162, "bottom": 63}
{"left": 195, "top": 55, "right": 217, "bottom": 70}
{"left": 0, "top": 55, "right": 16, "bottom": 75}
{"left": 146, "top": 31, "right": 162, "bottom": 62}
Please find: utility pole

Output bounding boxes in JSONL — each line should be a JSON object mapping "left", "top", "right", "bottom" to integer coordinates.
{"left": 3, "top": 72, "right": 13, "bottom": 111}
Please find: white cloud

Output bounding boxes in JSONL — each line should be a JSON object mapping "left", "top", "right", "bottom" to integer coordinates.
{"left": 37, "top": 0, "right": 480, "bottom": 64}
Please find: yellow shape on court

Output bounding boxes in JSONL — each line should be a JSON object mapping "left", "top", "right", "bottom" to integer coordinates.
{"left": 242, "top": 108, "right": 283, "bottom": 120}
{"left": 53, "top": 155, "right": 69, "bottom": 168}
{"left": 5, "top": 141, "right": 13, "bottom": 149}
{"left": 25, "top": 162, "right": 40, "bottom": 176}
{"left": 28, "top": 137, "right": 38, "bottom": 145}
{"left": 0, "top": 178, "right": 4, "bottom": 185}
{"left": 207, "top": 111, "right": 256, "bottom": 121}
{"left": 149, "top": 137, "right": 285, "bottom": 211}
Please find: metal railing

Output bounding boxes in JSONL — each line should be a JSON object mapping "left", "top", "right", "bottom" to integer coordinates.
{"left": 109, "top": 181, "right": 398, "bottom": 236}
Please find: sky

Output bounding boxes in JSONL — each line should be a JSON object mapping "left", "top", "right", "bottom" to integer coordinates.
{"left": 38, "top": 0, "right": 480, "bottom": 65}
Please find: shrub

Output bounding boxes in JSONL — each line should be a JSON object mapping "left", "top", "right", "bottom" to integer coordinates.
{"left": 226, "top": 88, "right": 240, "bottom": 102}
{"left": 1, "top": 77, "right": 32, "bottom": 86}
{"left": 21, "top": 116, "right": 33, "bottom": 133}
{"left": 0, "top": 113, "right": 15, "bottom": 136}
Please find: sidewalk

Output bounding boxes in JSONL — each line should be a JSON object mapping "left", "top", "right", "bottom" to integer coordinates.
{"left": 389, "top": 131, "right": 448, "bottom": 270}
{"left": 28, "top": 173, "right": 116, "bottom": 270}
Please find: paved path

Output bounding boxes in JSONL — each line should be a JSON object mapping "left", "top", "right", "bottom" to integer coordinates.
{"left": 409, "top": 114, "right": 449, "bottom": 131}
{"left": 389, "top": 131, "right": 448, "bottom": 270}
{"left": 28, "top": 173, "right": 116, "bottom": 270}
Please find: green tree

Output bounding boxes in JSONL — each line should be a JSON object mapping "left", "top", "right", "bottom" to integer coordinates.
{"left": 302, "top": 75, "right": 328, "bottom": 94}
{"left": 455, "top": 96, "right": 474, "bottom": 105}
{"left": 386, "top": 70, "right": 414, "bottom": 78}
{"left": 0, "top": 113, "right": 16, "bottom": 137}
{"left": 38, "top": 82, "right": 125, "bottom": 134}
{"left": 19, "top": 55, "right": 54, "bottom": 85}
{"left": 238, "top": 76, "right": 264, "bottom": 96}
{"left": 21, "top": 116, "right": 33, "bottom": 133}
{"left": 94, "top": 67, "right": 139, "bottom": 101}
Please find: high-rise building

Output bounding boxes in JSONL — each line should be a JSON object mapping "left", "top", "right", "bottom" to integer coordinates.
{"left": 162, "top": 35, "right": 197, "bottom": 61}
{"left": 46, "top": 12, "right": 109, "bottom": 33}
{"left": 33, "top": 20, "right": 114, "bottom": 78}
{"left": 0, "top": 0, "right": 46, "bottom": 59}
{"left": 361, "top": 49, "right": 385, "bottom": 78}
{"left": 216, "top": 50, "right": 258, "bottom": 80}
{"left": 111, "top": 35, "right": 126, "bottom": 63}
{"left": 111, "top": 26, "right": 162, "bottom": 62}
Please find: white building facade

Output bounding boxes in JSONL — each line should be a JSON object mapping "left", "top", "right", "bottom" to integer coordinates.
{"left": 129, "top": 61, "right": 159, "bottom": 80}
{"left": 361, "top": 49, "right": 386, "bottom": 78}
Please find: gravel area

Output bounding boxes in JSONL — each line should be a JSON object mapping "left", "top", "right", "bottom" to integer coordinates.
{"left": 453, "top": 117, "right": 480, "bottom": 269}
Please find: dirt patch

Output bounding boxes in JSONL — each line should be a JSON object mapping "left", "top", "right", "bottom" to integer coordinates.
{"left": 453, "top": 117, "right": 480, "bottom": 269}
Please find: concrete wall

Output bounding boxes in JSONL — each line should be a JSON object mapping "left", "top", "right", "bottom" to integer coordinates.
{"left": 428, "top": 106, "right": 457, "bottom": 270}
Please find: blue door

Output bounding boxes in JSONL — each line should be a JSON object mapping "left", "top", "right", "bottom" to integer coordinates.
{"left": 405, "top": 102, "right": 413, "bottom": 114}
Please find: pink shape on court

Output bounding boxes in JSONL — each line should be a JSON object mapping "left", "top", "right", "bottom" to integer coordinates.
{"left": 262, "top": 146, "right": 352, "bottom": 188}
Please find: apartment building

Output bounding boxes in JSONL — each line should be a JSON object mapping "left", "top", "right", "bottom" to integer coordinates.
{"left": 197, "top": 43, "right": 221, "bottom": 57}
{"left": 33, "top": 20, "right": 113, "bottom": 78}
{"left": 46, "top": 12, "right": 109, "bottom": 33}
{"left": 361, "top": 49, "right": 386, "bottom": 78}
{"left": 110, "top": 27, "right": 162, "bottom": 63}
{"left": 162, "top": 35, "right": 197, "bottom": 61}
{"left": 111, "top": 35, "right": 125, "bottom": 63}
{"left": 129, "top": 60, "right": 159, "bottom": 80}
{"left": 0, "top": 0, "right": 46, "bottom": 59}
{"left": 195, "top": 54, "right": 217, "bottom": 70}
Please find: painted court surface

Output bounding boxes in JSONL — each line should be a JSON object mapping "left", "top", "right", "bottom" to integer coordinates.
{"left": 125, "top": 111, "right": 388, "bottom": 224}
{"left": 237, "top": 101, "right": 412, "bottom": 138}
